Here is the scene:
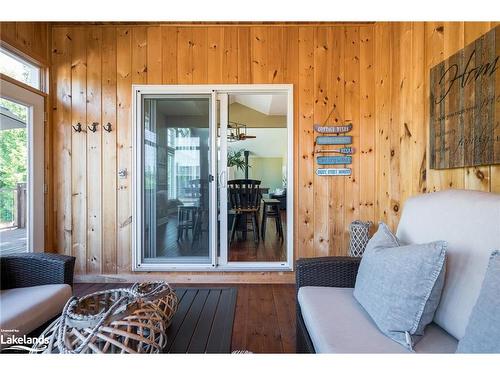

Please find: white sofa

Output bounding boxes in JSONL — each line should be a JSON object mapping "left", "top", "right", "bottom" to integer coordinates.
{"left": 0, "top": 253, "right": 75, "bottom": 350}
{"left": 296, "top": 189, "right": 500, "bottom": 353}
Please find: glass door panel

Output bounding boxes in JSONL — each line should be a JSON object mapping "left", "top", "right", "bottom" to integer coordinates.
{"left": 0, "top": 97, "right": 28, "bottom": 255}
{"left": 141, "top": 95, "right": 212, "bottom": 264}
{"left": 0, "top": 78, "right": 44, "bottom": 254}
{"left": 225, "top": 93, "right": 288, "bottom": 263}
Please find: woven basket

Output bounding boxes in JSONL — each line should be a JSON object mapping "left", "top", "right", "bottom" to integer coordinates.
{"left": 348, "top": 220, "right": 372, "bottom": 257}
{"left": 32, "top": 282, "right": 178, "bottom": 354}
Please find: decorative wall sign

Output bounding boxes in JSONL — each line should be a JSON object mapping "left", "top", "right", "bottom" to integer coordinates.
{"left": 317, "top": 156, "right": 352, "bottom": 165}
{"left": 430, "top": 25, "right": 500, "bottom": 169}
{"left": 316, "top": 135, "right": 352, "bottom": 145}
{"left": 314, "top": 124, "right": 353, "bottom": 133}
{"left": 316, "top": 147, "right": 355, "bottom": 154}
{"left": 316, "top": 168, "right": 352, "bottom": 176}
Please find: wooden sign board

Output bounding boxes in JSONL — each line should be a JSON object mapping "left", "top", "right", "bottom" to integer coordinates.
{"left": 316, "top": 136, "right": 352, "bottom": 145}
{"left": 317, "top": 156, "right": 352, "bottom": 165}
{"left": 430, "top": 25, "right": 500, "bottom": 169}
{"left": 316, "top": 147, "right": 355, "bottom": 154}
{"left": 316, "top": 168, "right": 352, "bottom": 176}
{"left": 314, "top": 124, "right": 352, "bottom": 133}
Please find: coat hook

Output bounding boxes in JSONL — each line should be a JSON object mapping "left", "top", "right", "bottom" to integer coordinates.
{"left": 88, "top": 122, "right": 98, "bottom": 133}
{"left": 103, "top": 122, "right": 112, "bottom": 132}
{"left": 72, "top": 122, "right": 82, "bottom": 132}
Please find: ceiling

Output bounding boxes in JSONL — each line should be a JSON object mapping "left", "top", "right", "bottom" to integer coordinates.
{"left": 230, "top": 94, "right": 287, "bottom": 115}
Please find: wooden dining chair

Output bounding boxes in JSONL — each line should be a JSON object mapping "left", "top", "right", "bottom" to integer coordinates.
{"left": 227, "top": 179, "right": 262, "bottom": 244}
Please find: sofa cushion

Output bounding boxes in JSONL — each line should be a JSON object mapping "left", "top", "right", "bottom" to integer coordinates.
{"left": 413, "top": 323, "right": 458, "bottom": 353}
{"left": 0, "top": 284, "right": 72, "bottom": 345}
{"left": 456, "top": 250, "right": 500, "bottom": 353}
{"left": 363, "top": 221, "right": 400, "bottom": 252}
{"left": 353, "top": 223, "right": 447, "bottom": 350}
{"left": 298, "top": 286, "right": 457, "bottom": 353}
{"left": 396, "top": 189, "right": 500, "bottom": 340}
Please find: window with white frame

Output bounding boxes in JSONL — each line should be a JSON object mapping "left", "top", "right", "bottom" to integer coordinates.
{"left": 0, "top": 47, "right": 41, "bottom": 90}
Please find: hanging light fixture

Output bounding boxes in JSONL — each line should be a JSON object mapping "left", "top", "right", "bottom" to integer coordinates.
{"left": 227, "top": 121, "right": 257, "bottom": 142}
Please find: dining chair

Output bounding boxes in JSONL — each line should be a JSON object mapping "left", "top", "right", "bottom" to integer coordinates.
{"left": 227, "top": 179, "right": 262, "bottom": 244}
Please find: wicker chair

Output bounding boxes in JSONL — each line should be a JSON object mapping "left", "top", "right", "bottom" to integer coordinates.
{"left": 1, "top": 253, "right": 75, "bottom": 290}
{"left": 0, "top": 253, "right": 75, "bottom": 344}
{"left": 295, "top": 256, "right": 361, "bottom": 353}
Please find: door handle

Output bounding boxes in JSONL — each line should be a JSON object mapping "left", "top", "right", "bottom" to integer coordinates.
{"left": 219, "top": 170, "right": 227, "bottom": 188}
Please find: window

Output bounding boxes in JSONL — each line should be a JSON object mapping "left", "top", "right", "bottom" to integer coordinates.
{"left": 0, "top": 47, "right": 41, "bottom": 90}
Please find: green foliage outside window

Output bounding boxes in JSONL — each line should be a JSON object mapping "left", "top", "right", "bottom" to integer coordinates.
{"left": 0, "top": 98, "right": 27, "bottom": 224}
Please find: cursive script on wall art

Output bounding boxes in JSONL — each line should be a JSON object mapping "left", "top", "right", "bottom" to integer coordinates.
{"left": 435, "top": 49, "right": 499, "bottom": 105}
{"left": 429, "top": 25, "right": 500, "bottom": 169}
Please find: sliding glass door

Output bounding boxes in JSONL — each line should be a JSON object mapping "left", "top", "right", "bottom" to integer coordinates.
{"left": 217, "top": 91, "right": 291, "bottom": 269}
{"left": 133, "top": 85, "right": 293, "bottom": 272}
{"left": 136, "top": 94, "right": 216, "bottom": 268}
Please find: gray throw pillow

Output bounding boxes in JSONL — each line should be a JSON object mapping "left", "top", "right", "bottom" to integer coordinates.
{"left": 353, "top": 222, "right": 447, "bottom": 350}
{"left": 456, "top": 250, "right": 500, "bottom": 353}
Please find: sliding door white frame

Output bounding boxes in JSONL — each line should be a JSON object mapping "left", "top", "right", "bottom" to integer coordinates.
{"left": 132, "top": 84, "right": 293, "bottom": 272}
{"left": 217, "top": 92, "right": 229, "bottom": 266}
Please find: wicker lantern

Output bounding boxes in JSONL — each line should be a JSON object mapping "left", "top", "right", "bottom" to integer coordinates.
{"left": 348, "top": 220, "right": 372, "bottom": 257}
{"left": 32, "top": 282, "right": 178, "bottom": 354}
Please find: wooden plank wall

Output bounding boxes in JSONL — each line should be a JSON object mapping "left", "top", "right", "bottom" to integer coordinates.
{"left": 0, "top": 22, "right": 49, "bottom": 64}
{"left": 45, "top": 23, "right": 499, "bottom": 282}
{"left": 374, "top": 22, "right": 500, "bottom": 235}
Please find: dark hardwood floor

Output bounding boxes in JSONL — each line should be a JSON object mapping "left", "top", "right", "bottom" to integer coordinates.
{"left": 228, "top": 211, "right": 287, "bottom": 262}
{"left": 151, "top": 211, "right": 286, "bottom": 262}
{"left": 73, "top": 283, "right": 296, "bottom": 354}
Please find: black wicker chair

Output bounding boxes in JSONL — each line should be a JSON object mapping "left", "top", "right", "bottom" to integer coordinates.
{"left": 295, "top": 256, "right": 361, "bottom": 353}
{"left": 1, "top": 253, "right": 75, "bottom": 291}
{"left": 0, "top": 253, "right": 75, "bottom": 350}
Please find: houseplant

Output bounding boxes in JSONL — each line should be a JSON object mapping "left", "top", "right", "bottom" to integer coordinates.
{"left": 227, "top": 149, "right": 249, "bottom": 179}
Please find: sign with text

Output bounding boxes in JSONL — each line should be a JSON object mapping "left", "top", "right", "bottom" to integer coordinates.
{"left": 430, "top": 25, "right": 500, "bottom": 169}
{"left": 316, "top": 168, "right": 352, "bottom": 176}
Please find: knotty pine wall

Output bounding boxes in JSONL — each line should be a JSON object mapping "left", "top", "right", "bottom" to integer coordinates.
{"left": 19, "top": 22, "right": 500, "bottom": 282}
{"left": 0, "top": 22, "right": 50, "bottom": 64}
{"left": 374, "top": 21, "right": 500, "bottom": 235}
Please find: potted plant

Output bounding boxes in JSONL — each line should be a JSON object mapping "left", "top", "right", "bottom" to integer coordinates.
{"left": 227, "top": 149, "right": 249, "bottom": 180}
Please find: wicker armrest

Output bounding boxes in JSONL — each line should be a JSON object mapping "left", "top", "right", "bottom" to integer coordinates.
{"left": 296, "top": 256, "right": 361, "bottom": 293}
{"left": 0, "top": 253, "right": 75, "bottom": 290}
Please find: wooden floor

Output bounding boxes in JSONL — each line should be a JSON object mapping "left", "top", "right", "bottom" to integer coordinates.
{"left": 152, "top": 211, "right": 286, "bottom": 262}
{"left": 228, "top": 211, "right": 287, "bottom": 262}
{"left": 73, "top": 283, "right": 296, "bottom": 354}
{"left": 0, "top": 227, "right": 27, "bottom": 256}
